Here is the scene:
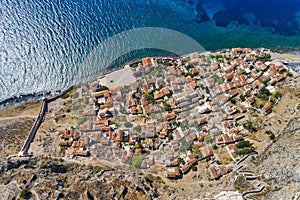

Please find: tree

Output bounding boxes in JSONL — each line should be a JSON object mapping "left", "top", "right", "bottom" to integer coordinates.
{"left": 144, "top": 92, "right": 155, "bottom": 104}
{"left": 162, "top": 101, "right": 172, "bottom": 111}
{"left": 212, "top": 144, "right": 217, "bottom": 150}
{"left": 20, "top": 189, "right": 30, "bottom": 199}
{"left": 270, "top": 133, "right": 275, "bottom": 140}
{"left": 274, "top": 91, "right": 282, "bottom": 99}
{"left": 259, "top": 54, "right": 271, "bottom": 62}
{"left": 178, "top": 157, "right": 185, "bottom": 165}
{"left": 124, "top": 122, "right": 133, "bottom": 128}
{"left": 133, "top": 125, "right": 141, "bottom": 132}
{"left": 96, "top": 85, "right": 109, "bottom": 92}
{"left": 240, "top": 95, "right": 246, "bottom": 102}
{"left": 167, "top": 133, "right": 174, "bottom": 141}
{"left": 191, "top": 165, "right": 197, "bottom": 171}
{"left": 260, "top": 87, "right": 271, "bottom": 96}
{"left": 237, "top": 140, "right": 253, "bottom": 149}
{"left": 204, "top": 135, "right": 212, "bottom": 143}
{"left": 230, "top": 98, "right": 237, "bottom": 104}
{"left": 205, "top": 86, "right": 210, "bottom": 94}
{"left": 61, "top": 93, "right": 70, "bottom": 99}
{"left": 245, "top": 92, "right": 252, "bottom": 98}
{"left": 243, "top": 120, "right": 257, "bottom": 132}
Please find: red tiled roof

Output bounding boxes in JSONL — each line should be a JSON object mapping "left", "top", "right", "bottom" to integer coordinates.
{"left": 142, "top": 57, "right": 151, "bottom": 66}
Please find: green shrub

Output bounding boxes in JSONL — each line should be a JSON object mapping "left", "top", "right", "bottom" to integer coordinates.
{"left": 270, "top": 133, "right": 275, "bottom": 140}
{"left": 243, "top": 120, "right": 257, "bottom": 132}
{"left": 72, "top": 92, "right": 79, "bottom": 99}
{"left": 144, "top": 92, "right": 155, "bottom": 104}
{"left": 274, "top": 91, "right": 282, "bottom": 99}
{"left": 260, "top": 87, "right": 271, "bottom": 96}
{"left": 131, "top": 63, "right": 138, "bottom": 68}
{"left": 230, "top": 98, "right": 237, "bottom": 104}
{"left": 245, "top": 92, "right": 252, "bottom": 98}
{"left": 124, "top": 122, "right": 133, "bottom": 128}
{"left": 162, "top": 101, "right": 172, "bottom": 111}
{"left": 240, "top": 95, "right": 246, "bottom": 102}
{"left": 133, "top": 125, "right": 141, "bottom": 132}
{"left": 96, "top": 85, "right": 109, "bottom": 92}
{"left": 61, "top": 93, "right": 70, "bottom": 99}
{"left": 20, "top": 189, "right": 30, "bottom": 199}
{"left": 204, "top": 135, "right": 212, "bottom": 143}
{"left": 259, "top": 54, "right": 271, "bottom": 62}
{"left": 191, "top": 165, "right": 197, "bottom": 171}
{"left": 237, "top": 140, "right": 253, "bottom": 149}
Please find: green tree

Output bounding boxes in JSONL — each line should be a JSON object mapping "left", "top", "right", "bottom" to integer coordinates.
{"left": 162, "top": 101, "right": 172, "bottom": 111}
{"left": 212, "top": 144, "right": 217, "bottom": 150}
{"left": 191, "top": 165, "right": 197, "bottom": 171}
{"left": 204, "top": 135, "right": 212, "bottom": 143}
{"left": 259, "top": 54, "right": 271, "bottom": 62}
{"left": 61, "top": 93, "right": 70, "bottom": 99}
{"left": 245, "top": 92, "right": 252, "bottom": 98}
{"left": 240, "top": 95, "right": 246, "bottom": 102}
{"left": 260, "top": 87, "right": 271, "bottom": 96}
{"left": 205, "top": 86, "right": 210, "bottom": 94}
{"left": 144, "top": 92, "right": 155, "bottom": 104}
{"left": 243, "top": 120, "right": 257, "bottom": 132}
{"left": 270, "top": 133, "right": 275, "bottom": 140}
{"left": 274, "top": 91, "right": 282, "bottom": 99}
{"left": 167, "top": 133, "right": 174, "bottom": 141}
{"left": 96, "top": 85, "right": 109, "bottom": 92}
{"left": 237, "top": 140, "right": 253, "bottom": 149}
{"left": 230, "top": 98, "right": 237, "bottom": 104}
{"left": 133, "top": 125, "right": 141, "bottom": 132}
{"left": 20, "top": 189, "right": 30, "bottom": 199}
{"left": 124, "top": 121, "right": 133, "bottom": 128}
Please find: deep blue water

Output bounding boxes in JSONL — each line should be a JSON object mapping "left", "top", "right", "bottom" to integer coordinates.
{"left": 0, "top": 0, "right": 300, "bottom": 105}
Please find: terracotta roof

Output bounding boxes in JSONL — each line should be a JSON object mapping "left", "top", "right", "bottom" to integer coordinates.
{"left": 59, "top": 140, "right": 73, "bottom": 147}
{"left": 71, "top": 149, "right": 89, "bottom": 156}
{"left": 166, "top": 160, "right": 179, "bottom": 167}
{"left": 209, "top": 165, "right": 232, "bottom": 180}
{"left": 189, "top": 80, "right": 197, "bottom": 90}
{"left": 263, "top": 102, "right": 273, "bottom": 111}
{"left": 93, "top": 90, "right": 110, "bottom": 98}
{"left": 72, "top": 140, "right": 85, "bottom": 148}
{"left": 185, "top": 133, "right": 197, "bottom": 143}
{"left": 166, "top": 166, "right": 181, "bottom": 179}
{"left": 135, "top": 148, "right": 142, "bottom": 155}
{"left": 165, "top": 112, "right": 176, "bottom": 120}
{"left": 169, "top": 66, "right": 177, "bottom": 74}
{"left": 142, "top": 57, "right": 151, "bottom": 66}
{"left": 269, "top": 64, "right": 277, "bottom": 74}
{"left": 198, "top": 117, "right": 207, "bottom": 125}
{"left": 224, "top": 72, "right": 234, "bottom": 80}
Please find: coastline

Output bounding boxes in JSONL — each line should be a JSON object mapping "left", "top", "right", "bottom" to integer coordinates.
{"left": 0, "top": 47, "right": 299, "bottom": 200}
{"left": 0, "top": 48, "right": 299, "bottom": 111}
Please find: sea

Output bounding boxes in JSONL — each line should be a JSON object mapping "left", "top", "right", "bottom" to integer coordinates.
{"left": 0, "top": 0, "right": 300, "bottom": 107}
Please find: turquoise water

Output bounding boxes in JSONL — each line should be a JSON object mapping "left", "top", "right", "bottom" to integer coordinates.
{"left": 0, "top": 0, "right": 299, "bottom": 105}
